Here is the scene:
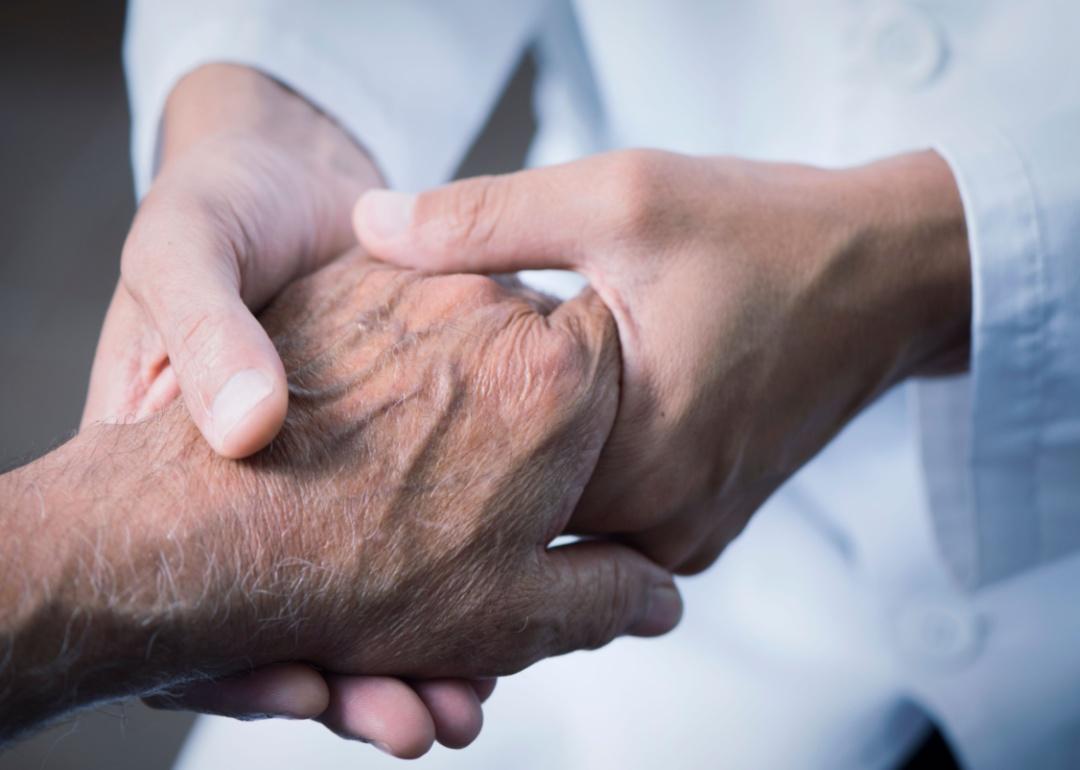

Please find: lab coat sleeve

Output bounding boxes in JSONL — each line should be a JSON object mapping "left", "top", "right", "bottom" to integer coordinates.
{"left": 920, "top": 110, "right": 1080, "bottom": 589}
{"left": 123, "top": 0, "right": 548, "bottom": 197}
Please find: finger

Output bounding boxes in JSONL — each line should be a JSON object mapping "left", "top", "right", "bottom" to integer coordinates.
{"left": 470, "top": 677, "right": 497, "bottom": 703}
{"left": 320, "top": 675, "right": 435, "bottom": 759}
{"left": 82, "top": 282, "right": 171, "bottom": 428}
{"left": 121, "top": 219, "right": 288, "bottom": 458}
{"left": 143, "top": 663, "right": 328, "bottom": 720}
{"left": 353, "top": 160, "right": 611, "bottom": 274}
{"left": 547, "top": 285, "right": 619, "bottom": 352}
{"left": 412, "top": 679, "right": 484, "bottom": 749}
{"left": 544, "top": 288, "right": 622, "bottom": 474}
{"left": 134, "top": 362, "right": 181, "bottom": 420}
{"left": 542, "top": 540, "right": 683, "bottom": 655}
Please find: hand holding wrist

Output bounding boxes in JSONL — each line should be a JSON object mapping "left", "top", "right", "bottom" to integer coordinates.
{"left": 355, "top": 148, "right": 974, "bottom": 574}
{"left": 7, "top": 249, "right": 680, "bottom": 741}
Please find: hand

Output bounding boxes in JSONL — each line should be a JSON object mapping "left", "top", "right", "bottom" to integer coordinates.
{"left": 84, "top": 63, "right": 372, "bottom": 457}
{"left": 4, "top": 249, "right": 681, "bottom": 747}
{"left": 354, "top": 149, "right": 971, "bottom": 574}
{"left": 81, "top": 63, "right": 484, "bottom": 753}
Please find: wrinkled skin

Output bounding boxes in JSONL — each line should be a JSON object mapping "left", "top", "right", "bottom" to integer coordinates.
{"left": 118, "top": 249, "right": 679, "bottom": 704}
{"left": 3, "top": 249, "right": 681, "bottom": 748}
{"left": 220, "top": 250, "right": 658, "bottom": 673}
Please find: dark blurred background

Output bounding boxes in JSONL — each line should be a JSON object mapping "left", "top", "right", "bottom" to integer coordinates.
{"left": 0, "top": 1, "right": 534, "bottom": 767}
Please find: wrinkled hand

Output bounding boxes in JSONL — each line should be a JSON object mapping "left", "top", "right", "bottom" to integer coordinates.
{"left": 355, "top": 149, "right": 971, "bottom": 574}
{"left": 81, "top": 64, "right": 484, "bottom": 754}
{"left": 105, "top": 248, "right": 680, "bottom": 753}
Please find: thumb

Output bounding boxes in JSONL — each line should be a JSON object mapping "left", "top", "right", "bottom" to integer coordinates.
{"left": 541, "top": 540, "right": 683, "bottom": 656}
{"left": 121, "top": 227, "right": 288, "bottom": 459}
{"left": 354, "top": 162, "right": 608, "bottom": 275}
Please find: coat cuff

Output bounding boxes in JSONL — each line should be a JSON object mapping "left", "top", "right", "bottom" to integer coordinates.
{"left": 919, "top": 126, "right": 1045, "bottom": 588}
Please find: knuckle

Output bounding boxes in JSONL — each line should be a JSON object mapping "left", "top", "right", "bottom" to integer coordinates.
{"left": 497, "top": 320, "right": 591, "bottom": 417}
{"left": 543, "top": 330, "right": 587, "bottom": 380}
{"left": 408, "top": 273, "right": 508, "bottom": 329}
{"left": 432, "top": 273, "right": 506, "bottom": 307}
{"left": 535, "top": 331, "right": 590, "bottom": 405}
{"left": 580, "top": 557, "right": 631, "bottom": 650}
{"left": 601, "top": 149, "right": 673, "bottom": 241}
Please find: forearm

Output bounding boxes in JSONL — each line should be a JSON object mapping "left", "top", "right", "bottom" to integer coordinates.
{"left": 0, "top": 419, "right": 266, "bottom": 741}
{"left": 162, "top": 63, "right": 376, "bottom": 176}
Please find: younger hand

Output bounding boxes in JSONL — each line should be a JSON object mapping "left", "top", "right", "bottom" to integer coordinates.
{"left": 355, "top": 149, "right": 971, "bottom": 574}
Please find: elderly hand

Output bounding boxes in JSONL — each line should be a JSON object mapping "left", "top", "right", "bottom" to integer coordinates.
{"left": 355, "top": 149, "right": 971, "bottom": 574}
{"left": 81, "top": 62, "right": 489, "bottom": 752}
{"left": 9, "top": 249, "right": 680, "bottom": 751}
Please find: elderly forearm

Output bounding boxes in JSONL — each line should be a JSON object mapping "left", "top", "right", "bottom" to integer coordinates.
{"left": 0, "top": 419, "right": 266, "bottom": 742}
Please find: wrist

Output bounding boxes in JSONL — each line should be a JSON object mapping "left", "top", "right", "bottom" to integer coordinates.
{"left": 0, "top": 416, "right": 271, "bottom": 739}
{"left": 834, "top": 150, "right": 972, "bottom": 382}
{"left": 161, "top": 63, "right": 365, "bottom": 170}
{"left": 159, "top": 63, "right": 382, "bottom": 248}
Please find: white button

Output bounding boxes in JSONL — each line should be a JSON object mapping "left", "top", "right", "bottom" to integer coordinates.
{"left": 870, "top": 5, "right": 948, "bottom": 88}
{"left": 895, "top": 599, "right": 982, "bottom": 668}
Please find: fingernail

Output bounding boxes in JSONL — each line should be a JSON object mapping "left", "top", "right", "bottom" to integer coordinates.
{"left": 631, "top": 584, "right": 684, "bottom": 637}
{"left": 360, "top": 190, "right": 415, "bottom": 239}
{"left": 212, "top": 369, "right": 274, "bottom": 445}
{"left": 372, "top": 741, "right": 394, "bottom": 756}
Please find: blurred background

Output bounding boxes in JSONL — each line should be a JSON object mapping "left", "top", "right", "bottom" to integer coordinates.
{"left": 0, "top": 1, "right": 534, "bottom": 767}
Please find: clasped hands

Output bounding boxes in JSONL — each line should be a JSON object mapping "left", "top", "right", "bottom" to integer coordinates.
{"left": 74, "top": 111, "right": 969, "bottom": 755}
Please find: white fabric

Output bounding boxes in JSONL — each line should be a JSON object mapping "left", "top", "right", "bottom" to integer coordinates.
{"left": 125, "top": 0, "right": 1080, "bottom": 767}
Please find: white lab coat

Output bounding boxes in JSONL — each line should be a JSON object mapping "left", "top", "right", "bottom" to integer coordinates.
{"left": 124, "top": 2, "right": 1080, "bottom": 767}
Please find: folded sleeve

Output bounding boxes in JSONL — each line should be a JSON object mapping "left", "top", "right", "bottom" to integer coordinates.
{"left": 124, "top": 0, "right": 548, "bottom": 198}
{"left": 920, "top": 110, "right": 1080, "bottom": 589}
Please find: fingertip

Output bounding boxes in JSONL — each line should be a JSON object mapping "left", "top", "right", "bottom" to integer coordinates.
{"left": 351, "top": 194, "right": 368, "bottom": 242}
{"left": 208, "top": 366, "right": 288, "bottom": 458}
{"left": 353, "top": 189, "right": 416, "bottom": 256}
{"left": 545, "top": 540, "right": 684, "bottom": 652}
{"left": 321, "top": 676, "right": 436, "bottom": 759}
{"left": 155, "top": 293, "right": 289, "bottom": 459}
{"left": 471, "top": 677, "right": 498, "bottom": 704}
{"left": 628, "top": 582, "right": 684, "bottom": 637}
{"left": 351, "top": 193, "right": 372, "bottom": 244}
{"left": 413, "top": 679, "right": 485, "bottom": 750}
